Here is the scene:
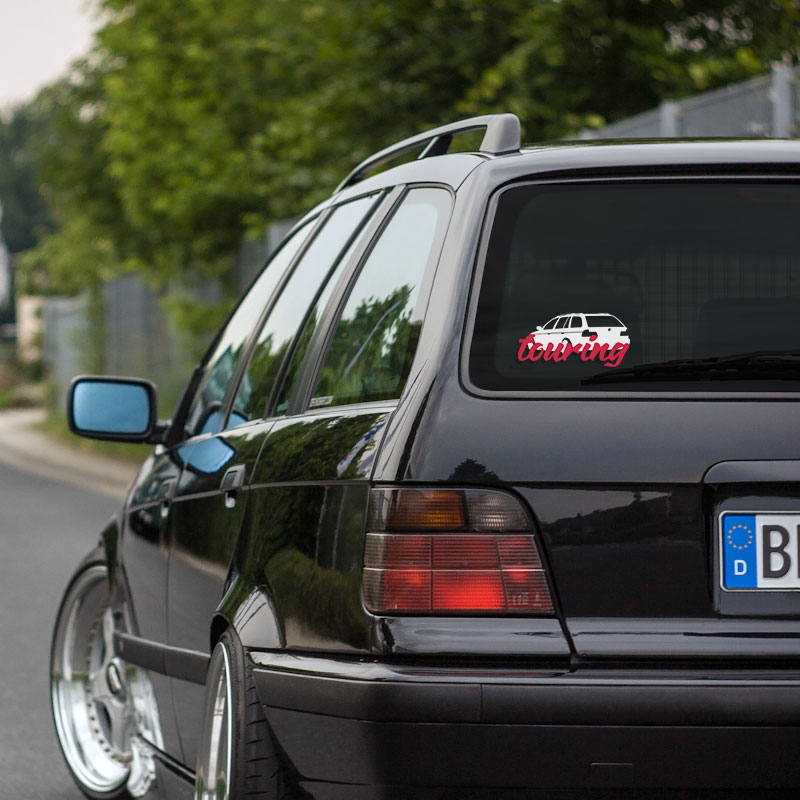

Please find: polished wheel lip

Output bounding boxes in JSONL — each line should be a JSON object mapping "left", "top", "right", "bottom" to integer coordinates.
{"left": 51, "top": 562, "right": 163, "bottom": 798}
{"left": 51, "top": 564, "right": 130, "bottom": 795}
{"left": 195, "top": 641, "right": 233, "bottom": 800}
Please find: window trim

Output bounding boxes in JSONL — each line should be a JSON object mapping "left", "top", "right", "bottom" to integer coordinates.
{"left": 281, "top": 185, "right": 407, "bottom": 418}
{"left": 260, "top": 189, "right": 396, "bottom": 420}
{"left": 294, "top": 182, "right": 456, "bottom": 416}
{"left": 460, "top": 173, "right": 800, "bottom": 402}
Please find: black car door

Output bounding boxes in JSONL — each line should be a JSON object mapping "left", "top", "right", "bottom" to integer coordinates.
{"left": 123, "top": 447, "right": 184, "bottom": 758}
{"left": 166, "top": 191, "right": 385, "bottom": 767}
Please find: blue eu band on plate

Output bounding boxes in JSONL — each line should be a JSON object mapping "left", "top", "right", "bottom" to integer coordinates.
{"left": 722, "top": 512, "right": 800, "bottom": 590}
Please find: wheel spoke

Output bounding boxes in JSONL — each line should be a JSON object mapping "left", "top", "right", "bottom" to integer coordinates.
{"left": 102, "top": 608, "right": 116, "bottom": 658}
{"left": 105, "top": 702, "right": 133, "bottom": 756}
{"left": 88, "top": 667, "right": 110, "bottom": 706}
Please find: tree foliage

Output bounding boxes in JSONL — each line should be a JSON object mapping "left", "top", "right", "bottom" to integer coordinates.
{"left": 0, "top": 103, "right": 52, "bottom": 254}
{"left": 17, "top": 0, "right": 800, "bottom": 312}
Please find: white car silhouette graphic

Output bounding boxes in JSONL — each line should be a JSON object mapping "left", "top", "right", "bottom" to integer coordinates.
{"left": 530, "top": 312, "right": 629, "bottom": 348}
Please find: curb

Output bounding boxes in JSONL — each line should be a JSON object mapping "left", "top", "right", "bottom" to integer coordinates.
{"left": 0, "top": 408, "right": 140, "bottom": 500}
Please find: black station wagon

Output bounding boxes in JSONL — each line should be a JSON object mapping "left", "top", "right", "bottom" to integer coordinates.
{"left": 51, "top": 114, "right": 800, "bottom": 800}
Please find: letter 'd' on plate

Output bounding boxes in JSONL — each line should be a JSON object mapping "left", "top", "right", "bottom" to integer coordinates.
{"left": 720, "top": 512, "right": 800, "bottom": 590}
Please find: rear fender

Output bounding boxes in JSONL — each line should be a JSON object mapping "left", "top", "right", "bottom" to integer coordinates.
{"left": 212, "top": 577, "right": 283, "bottom": 652}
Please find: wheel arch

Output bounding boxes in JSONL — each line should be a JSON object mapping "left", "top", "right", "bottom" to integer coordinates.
{"left": 209, "top": 613, "right": 229, "bottom": 652}
{"left": 212, "top": 577, "right": 284, "bottom": 652}
{"left": 73, "top": 515, "right": 122, "bottom": 591}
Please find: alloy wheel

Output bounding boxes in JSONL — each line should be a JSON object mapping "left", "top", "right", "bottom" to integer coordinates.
{"left": 51, "top": 563, "right": 162, "bottom": 797}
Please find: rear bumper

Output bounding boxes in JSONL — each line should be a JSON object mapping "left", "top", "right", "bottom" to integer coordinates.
{"left": 250, "top": 652, "right": 800, "bottom": 796}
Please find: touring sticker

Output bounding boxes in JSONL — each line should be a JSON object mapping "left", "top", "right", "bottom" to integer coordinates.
{"left": 518, "top": 312, "right": 630, "bottom": 369}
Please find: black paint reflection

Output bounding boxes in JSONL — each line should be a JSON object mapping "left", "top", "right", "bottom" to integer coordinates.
{"left": 252, "top": 411, "right": 389, "bottom": 484}
{"left": 522, "top": 486, "right": 707, "bottom": 617}
{"left": 237, "top": 409, "right": 392, "bottom": 651}
{"left": 178, "top": 436, "right": 236, "bottom": 475}
{"left": 239, "top": 485, "right": 369, "bottom": 651}
{"left": 167, "top": 420, "right": 270, "bottom": 767}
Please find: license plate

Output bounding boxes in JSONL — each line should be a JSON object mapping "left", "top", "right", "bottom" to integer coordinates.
{"left": 720, "top": 512, "right": 800, "bottom": 590}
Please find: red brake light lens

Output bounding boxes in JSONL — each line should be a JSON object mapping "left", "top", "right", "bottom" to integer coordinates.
{"left": 363, "top": 489, "right": 554, "bottom": 615}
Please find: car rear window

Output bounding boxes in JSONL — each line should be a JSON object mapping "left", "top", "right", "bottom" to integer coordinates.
{"left": 469, "top": 181, "right": 800, "bottom": 392}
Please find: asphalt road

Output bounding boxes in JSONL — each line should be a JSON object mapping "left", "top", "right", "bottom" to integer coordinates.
{"left": 0, "top": 458, "right": 120, "bottom": 799}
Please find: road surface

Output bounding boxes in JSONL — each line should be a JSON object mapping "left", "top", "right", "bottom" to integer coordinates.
{"left": 0, "top": 458, "right": 120, "bottom": 799}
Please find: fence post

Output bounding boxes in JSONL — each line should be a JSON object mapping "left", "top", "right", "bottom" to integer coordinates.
{"left": 772, "top": 64, "right": 793, "bottom": 138}
{"left": 659, "top": 101, "right": 680, "bottom": 137}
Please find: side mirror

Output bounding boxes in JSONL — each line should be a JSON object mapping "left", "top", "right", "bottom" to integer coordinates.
{"left": 68, "top": 375, "right": 162, "bottom": 443}
{"left": 535, "top": 326, "right": 543, "bottom": 331}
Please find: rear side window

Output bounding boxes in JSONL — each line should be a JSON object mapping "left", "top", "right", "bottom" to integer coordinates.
{"left": 310, "top": 187, "right": 452, "bottom": 408}
{"left": 229, "top": 194, "right": 377, "bottom": 425}
{"left": 469, "top": 181, "right": 800, "bottom": 392}
{"left": 585, "top": 314, "right": 623, "bottom": 328}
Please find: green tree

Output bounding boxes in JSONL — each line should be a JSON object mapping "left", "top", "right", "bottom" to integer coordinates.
{"left": 21, "top": 0, "right": 800, "bottom": 314}
{"left": 456, "top": 0, "right": 800, "bottom": 138}
{"left": 0, "top": 103, "right": 52, "bottom": 254}
{"left": 18, "top": 58, "right": 128, "bottom": 294}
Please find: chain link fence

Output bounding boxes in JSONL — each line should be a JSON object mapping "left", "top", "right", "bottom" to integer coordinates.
{"left": 41, "top": 220, "right": 294, "bottom": 412}
{"left": 580, "top": 65, "right": 798, "bottom": 139}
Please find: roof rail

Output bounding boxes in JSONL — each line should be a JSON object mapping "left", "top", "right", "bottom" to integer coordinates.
{"left": 334, "top": 113, "right": 520, "bottom": 193}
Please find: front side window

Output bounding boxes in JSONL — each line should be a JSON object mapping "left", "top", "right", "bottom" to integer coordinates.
{"left": 310, "top": 187, "right": 452, "bottom": 408}
{"left": 470, "top": 181, "right": 800, "bottom": 392}
{"left": 183, "top": 220, "right": 313, "bottom": 437}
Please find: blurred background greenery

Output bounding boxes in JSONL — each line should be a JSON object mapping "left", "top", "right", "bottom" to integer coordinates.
{"left": 1, "top": 0, "right": 799, "bottom": 419}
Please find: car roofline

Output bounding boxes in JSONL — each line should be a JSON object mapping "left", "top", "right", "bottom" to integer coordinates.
{"left": 334, "top": 113, "right": 520, "bottom": 194}
{"left": 306, "top": 125, "right": 800, "bottom": 226}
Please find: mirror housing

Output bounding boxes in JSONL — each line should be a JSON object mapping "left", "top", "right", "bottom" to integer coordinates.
{"left": 68, "top": 375, "right": 164, "bottom": 443}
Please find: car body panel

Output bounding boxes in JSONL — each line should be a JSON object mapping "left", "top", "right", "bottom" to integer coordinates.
{"left": 251, "top": 654, "right": 800, "bottom": 794}
{"left": 121, "top": 448, "right": 185, "bottom": 760}
{"left": 65, "top": 134, "right": 800, "bottom": 797}
{"left": 166, "top": 418, "right": 273, "bottom": 765}
{"left": 240, "top": 406, "right": 393, "bottom": 653}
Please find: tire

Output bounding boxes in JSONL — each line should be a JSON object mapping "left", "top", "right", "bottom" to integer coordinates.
{"left": 195, "top": 629, "right": 293, "bottom": 800}
{"left": 50, "top": 556, "right": 163, "bottom": 800}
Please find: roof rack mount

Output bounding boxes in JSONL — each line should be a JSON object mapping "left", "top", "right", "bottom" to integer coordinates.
{"left": 335, "top": 113, "right": 520, "bottom": 193}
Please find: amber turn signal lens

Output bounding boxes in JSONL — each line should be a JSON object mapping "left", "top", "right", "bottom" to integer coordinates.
{"left": 386, "top": 489, "right": 467, "bottom": 531}
{"left": 369, "top": 488, "right": 531, "bottom": 532}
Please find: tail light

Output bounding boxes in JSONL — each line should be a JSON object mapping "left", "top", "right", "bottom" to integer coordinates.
{"left": 363, "top": 488, "right": 554, "bottom": 615}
